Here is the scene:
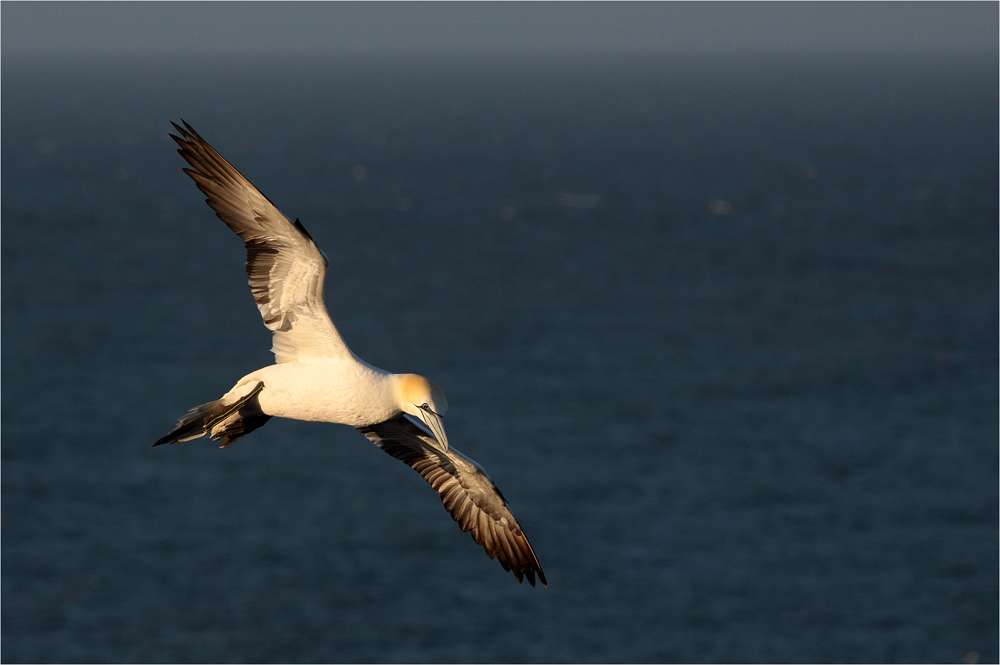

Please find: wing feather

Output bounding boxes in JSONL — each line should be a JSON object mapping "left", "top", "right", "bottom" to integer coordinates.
{"left": 170, "top": 120, "right": 352, "bottom": 363}
{"left": 357, "top": 415, "right": 546, "bottom": 587}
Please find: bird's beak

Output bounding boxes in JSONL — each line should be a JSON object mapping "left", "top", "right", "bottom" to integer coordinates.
{"left": 419, "top": 408, "right": 449, "bottom": 452}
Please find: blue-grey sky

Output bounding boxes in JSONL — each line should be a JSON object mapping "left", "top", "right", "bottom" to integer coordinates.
{"left": 2, "top": 1, "right": 996, "bottom": 56}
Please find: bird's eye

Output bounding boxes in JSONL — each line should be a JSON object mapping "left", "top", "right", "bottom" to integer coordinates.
{"left": 421, "top": 403, "right": 430, "bottom": 410}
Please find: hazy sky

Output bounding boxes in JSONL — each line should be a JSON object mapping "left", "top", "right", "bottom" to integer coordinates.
{"left": 2, "top": 2, "right": 997, "bottom": 57}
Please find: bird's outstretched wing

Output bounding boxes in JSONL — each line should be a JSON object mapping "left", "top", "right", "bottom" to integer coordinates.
{"left": 358, "top": 415, "right": 547, "bottom": 587}
{"left": 170, "top": 120, "right": 351, "bottom": 363}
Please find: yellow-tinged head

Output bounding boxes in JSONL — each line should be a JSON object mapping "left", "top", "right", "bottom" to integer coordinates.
{"left": 396, "top": 374, "right": 449, "bottom": 450}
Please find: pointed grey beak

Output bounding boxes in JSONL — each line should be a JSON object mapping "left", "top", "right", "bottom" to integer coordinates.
{"left": 419, "top": 407, "right": 449, "bottom": 452}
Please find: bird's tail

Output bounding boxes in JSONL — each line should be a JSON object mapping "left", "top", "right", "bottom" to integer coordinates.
{"left": 153, "top": 381, "right": 270, "bottom": 448}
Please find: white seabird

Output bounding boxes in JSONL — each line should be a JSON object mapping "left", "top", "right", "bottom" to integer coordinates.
{"left": 154, "top": 121, "right": 546, "bottom": 587}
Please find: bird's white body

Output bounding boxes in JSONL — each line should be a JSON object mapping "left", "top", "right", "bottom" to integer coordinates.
{"left": 227, "top": 358, "right": 398, "bottom": 427}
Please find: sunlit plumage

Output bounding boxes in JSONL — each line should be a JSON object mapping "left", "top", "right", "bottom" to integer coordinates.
{"left": 154, "top": 121, "right": 545, "bottom": 587}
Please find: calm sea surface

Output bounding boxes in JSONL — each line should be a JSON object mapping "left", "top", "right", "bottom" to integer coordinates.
{"left": 2, "top": 52, "right": 997, "bottom": 663}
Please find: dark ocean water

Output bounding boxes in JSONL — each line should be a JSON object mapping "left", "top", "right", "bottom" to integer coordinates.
{"left": 2, "top": 52, "right": 997, "bottom": 663}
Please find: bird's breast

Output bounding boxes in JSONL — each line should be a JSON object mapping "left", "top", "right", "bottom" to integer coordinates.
{"left": 240, "top": 360, "right": 398, "bottom": 427}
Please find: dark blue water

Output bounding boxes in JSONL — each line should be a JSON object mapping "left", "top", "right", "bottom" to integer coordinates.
{"left": 2, "top": 52, "right": 997, "bottom": 663}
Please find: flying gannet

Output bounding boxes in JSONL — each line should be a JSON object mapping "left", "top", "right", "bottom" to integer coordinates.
{"left": 154, "top": 121, "right": 546, "bottom": 587}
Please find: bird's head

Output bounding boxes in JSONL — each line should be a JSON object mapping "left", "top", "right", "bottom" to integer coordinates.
{"left": 396, "top": 373, "right": 449, "bottom": 451}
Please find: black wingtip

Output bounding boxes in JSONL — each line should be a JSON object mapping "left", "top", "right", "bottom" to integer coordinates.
{"left": 536, "top": 569, "right": 548, "bottom": 588}
{"left": 169, "top": 121, "right": 192, "bottom": 153}
{"left": 169, "top": 120, "right": 187, "bottom": 141}
{"left": 169, "top": 119, "right": 203, "bottom": 145}
{"left": 521, "top": 562, "right": 547, "bottom": 588}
